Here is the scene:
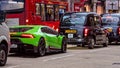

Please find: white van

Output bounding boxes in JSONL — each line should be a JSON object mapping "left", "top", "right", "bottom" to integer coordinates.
{"left": 0, "top": 11, "right": 10, "bottom": 66}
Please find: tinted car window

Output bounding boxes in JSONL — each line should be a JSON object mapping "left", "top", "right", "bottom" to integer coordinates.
{"left": 102, "top": 17, "right": 119, "bottom": 25}
{"left": 10, "top": 27, "right": 33, "bottom": 32}
{"left": 41, "top": 27, "right": 58, "bottom": 35}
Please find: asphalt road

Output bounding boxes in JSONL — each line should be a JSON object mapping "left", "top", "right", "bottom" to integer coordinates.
{"left": 2, "top": 45, "right": 120, "bottom": 68}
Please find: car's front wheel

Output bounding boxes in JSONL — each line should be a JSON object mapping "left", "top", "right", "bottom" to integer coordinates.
{"left": 37, "top": 38, "right": 46, "bottom": 56}
{"left": 61, "top": 38, "right": 67, "bottom": 53}
{"left": 0, "top": 44, "right": 7, "bottom": 66}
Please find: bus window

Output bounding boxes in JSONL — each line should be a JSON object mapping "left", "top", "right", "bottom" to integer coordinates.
{"left": 59, "top": 5, "right": 66, "bottom": 19}
{"left": 46, "top": 4, "right": 54, "bottom": 21}
{"left": 36, "top": 3, "right": 40, "bottom": 15}
{"left": 40, "top": 4, "right": 46, "bottom": 21}
{"left": 54, "top": 5, "right": 59, "bottom": 21}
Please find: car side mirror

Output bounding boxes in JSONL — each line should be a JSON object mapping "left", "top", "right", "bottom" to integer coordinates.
{"left": 0, "top": 11, "right": 6, "bottom": 23}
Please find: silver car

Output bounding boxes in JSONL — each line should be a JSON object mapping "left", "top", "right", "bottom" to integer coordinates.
{"left": 0, "top": 11, "right": 10, "bottom": 66}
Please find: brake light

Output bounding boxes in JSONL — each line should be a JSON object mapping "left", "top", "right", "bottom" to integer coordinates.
{"left": 21, "top": 34, "right": 34, "bottom": 38}
{"left": 118, "top": 27, "right": 120, "bottom": 35}
{"left": 84, "top": 28, "right": 89, "bottom": 37}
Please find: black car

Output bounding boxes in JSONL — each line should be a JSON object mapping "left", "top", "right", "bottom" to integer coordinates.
{"left": 101, "top": 16, "right": 120, "bottom": 44}
{"left": 59, "top": 12, "right": 108, "bottom": 49}
{"left": 102, "top": 13, "right": 120, "bottom": 18}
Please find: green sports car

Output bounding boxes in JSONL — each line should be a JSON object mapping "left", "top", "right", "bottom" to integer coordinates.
{"left": 10, "top": 25, "right": 67, "bottom": 56}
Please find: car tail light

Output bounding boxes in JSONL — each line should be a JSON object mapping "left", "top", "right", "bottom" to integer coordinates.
{"left": 84, "top": 28, "right": 89, "bottom": 37}
{"left": 118, "top": 27, "right": 120, "bottom": 35}
{"left": 21, "top": 34, "right": 34, "bottom": 38}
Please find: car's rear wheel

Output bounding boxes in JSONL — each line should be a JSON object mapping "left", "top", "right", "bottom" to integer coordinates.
{"left": 103, "top": 37, "right": 108, "bottom": 47}
{"left": 37, "top": 38, "right": 46, "bottom": 56}
{"left": 108, "top": 38, "right": 112, "bottom": 45}
{"left": 61, "top": 38, "right": 67, "bottom": 53}
{"left": 81, "top": 43, "right": 85, "bottom": 47}
{"left": 0, "top": 44, "right": 7, "bottom": 66}
{"left": 88, "top": 38, "right": 95, "bottom": 49}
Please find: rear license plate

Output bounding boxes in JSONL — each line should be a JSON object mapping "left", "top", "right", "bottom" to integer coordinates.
{"left": 68, "top": 34, "right": 73, "bottom": 38}
{"left": 65, "top": 30, "right": 77, "bottom": 33}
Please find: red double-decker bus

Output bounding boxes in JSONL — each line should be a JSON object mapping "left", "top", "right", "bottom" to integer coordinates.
{"left": 0, "top": 0, "right": 68, "bottom": 31}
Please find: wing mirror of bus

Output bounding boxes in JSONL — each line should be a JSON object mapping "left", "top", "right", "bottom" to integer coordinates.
{"left": 0, "top": 11, "right": 6, "bottom": 23}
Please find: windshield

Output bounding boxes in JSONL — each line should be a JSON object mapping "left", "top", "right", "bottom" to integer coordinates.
{"left": 0, "top": 0, "right": 24, "bottom": 13}
{"left": 61, "top": 14, "right": 86, "bottom": 26}
{"left": 102, "top": 17, "right": 119, "bottom": 26}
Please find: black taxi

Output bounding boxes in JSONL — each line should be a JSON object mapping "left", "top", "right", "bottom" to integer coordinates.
{"left": 101, "top": 13, "right": 120, "bottom": 44}
{"left": 59, "top": 12, "right": 108, "bottom": 49}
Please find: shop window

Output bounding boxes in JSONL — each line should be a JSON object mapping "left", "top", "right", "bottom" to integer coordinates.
{"left": 46, "top": 5, "right": 54, "bottom": 21}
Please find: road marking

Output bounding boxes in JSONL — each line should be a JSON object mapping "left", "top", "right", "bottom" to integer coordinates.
{"left": 6, "top": 65, "right": 19, "bottom": 68}
{"left": 43, "top": 54, "right": 75, "bottom": 62}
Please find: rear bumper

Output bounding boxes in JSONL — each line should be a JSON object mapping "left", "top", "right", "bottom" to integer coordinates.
{"left": 67, "top": 38, "right": 85, "bottom": 44}
{"left": 10, "top": 39, "right": 38, "bottom": 53}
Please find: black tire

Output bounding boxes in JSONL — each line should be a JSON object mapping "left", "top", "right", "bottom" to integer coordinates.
{"left": 77, "top": 44, "right": 81, "bottom": 47}
{"left": 88, "top": 38, "right": 95, "bottom": 49}
{"left": 0, "top": 44, "right": 7, "bottom": 66}
{"left": 81, "top": 43, "right": 85, "bottom": 47}
{"left": 61, "top": 39, "right": 67, "bottom": 53}
{"left": 108, "top": 39, "right": 112, "bottom": 45}
{"left": 37, "top": 38, "right": 46, "bottom": 56}
{"left": 103, "top": 37, "right": 108, "bottom": 47}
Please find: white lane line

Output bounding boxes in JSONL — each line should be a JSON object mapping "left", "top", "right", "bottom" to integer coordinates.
{"left": 6, "top": 65, "right": 19, "bottom": 68}
{"left": 43, "top": 54, "right": 75, "bottom": 62}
